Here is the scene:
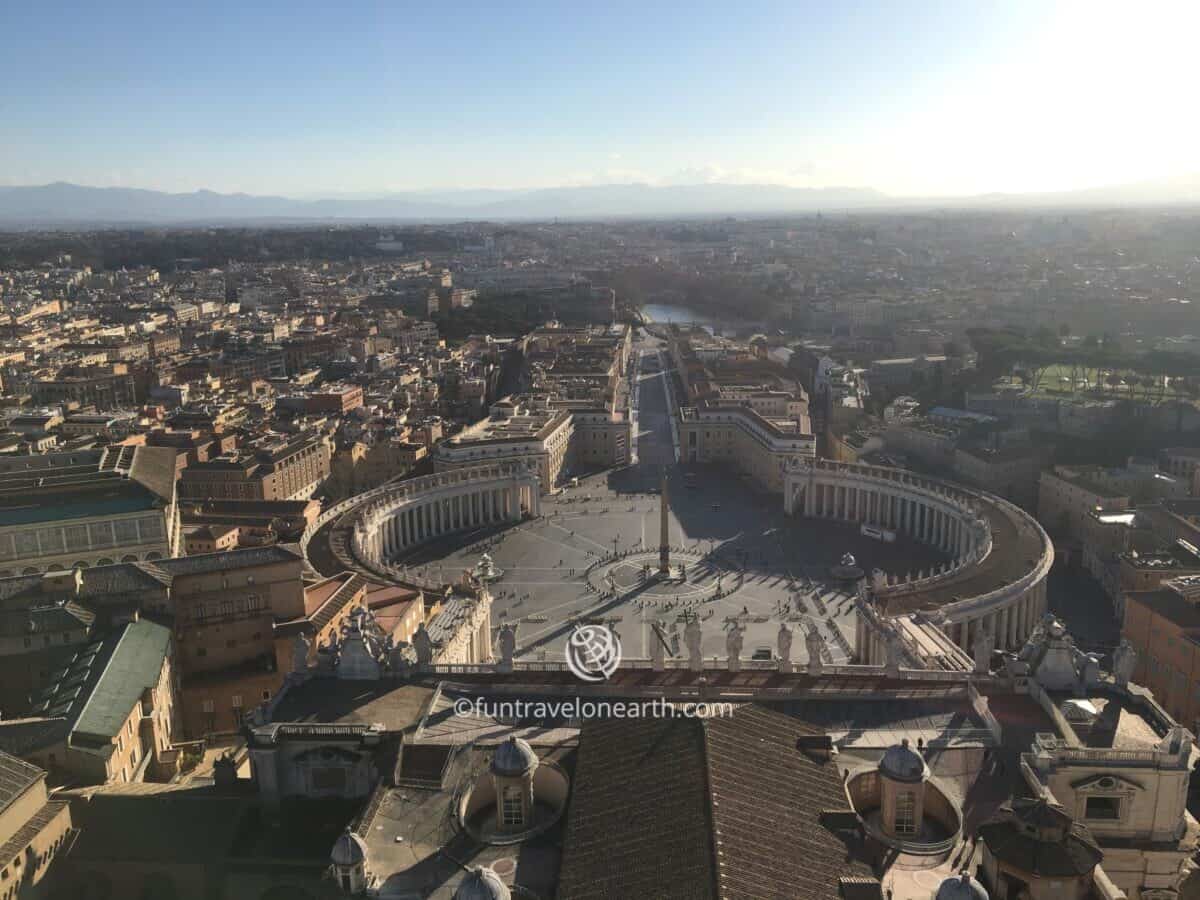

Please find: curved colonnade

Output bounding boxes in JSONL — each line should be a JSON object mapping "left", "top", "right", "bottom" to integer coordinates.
{"left": 331, "top": 463, "right": 541, "bottom": 583}
{"left": 783, "top": 459, "right": 1053, "bottom": 657}
{"left": 304, "top": 457, "right": 1050, "bottom": 668}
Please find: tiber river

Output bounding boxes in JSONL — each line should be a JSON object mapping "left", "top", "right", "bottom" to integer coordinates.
{"left": 639, "top": 303, "right": 765, "bottom": 335}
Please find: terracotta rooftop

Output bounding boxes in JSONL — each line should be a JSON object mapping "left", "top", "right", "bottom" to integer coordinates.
{"left": 557, "top": 704, "right": 873, "bottom": 900}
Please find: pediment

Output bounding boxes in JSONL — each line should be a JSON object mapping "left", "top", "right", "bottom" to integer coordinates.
{"left": 1070, "top": 772, "right": 1143, "bottom": 793}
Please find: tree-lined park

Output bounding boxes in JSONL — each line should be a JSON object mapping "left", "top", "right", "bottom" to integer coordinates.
{"left": 967, "top": 326, "right": 1200, "bottom": 404}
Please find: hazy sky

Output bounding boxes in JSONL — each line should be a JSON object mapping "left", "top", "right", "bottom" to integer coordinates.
{"left": 3, "top": 0, "right": 1197, "bottom": 196}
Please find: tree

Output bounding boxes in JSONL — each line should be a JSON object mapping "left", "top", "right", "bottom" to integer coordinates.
{"left": 1105, "top": 373, "right": 1122, "bottom": 395}
{"left": 1141, "top": 375, "right": 1158, "bottom": 403}
{"left": 1058, "top": 323, "right": 1071, "bottom": 338}
{"left": 1033, "top": 325, "right": 1059, "bottom": 348}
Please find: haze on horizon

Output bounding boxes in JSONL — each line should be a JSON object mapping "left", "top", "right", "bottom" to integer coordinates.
{"left": 3, "top": 0, "right": 1199, "bottom": 200}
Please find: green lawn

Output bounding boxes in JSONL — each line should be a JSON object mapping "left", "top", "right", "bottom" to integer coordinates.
{"left": 1011, "top": 364, "right": 1193, "bottom": 404}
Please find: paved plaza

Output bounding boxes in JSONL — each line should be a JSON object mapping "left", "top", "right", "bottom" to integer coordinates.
{"left": 398, "top": 337, "right": 948, "bottom": 665}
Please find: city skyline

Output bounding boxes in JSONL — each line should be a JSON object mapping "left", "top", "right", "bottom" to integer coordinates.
{"left": 4, "top": 0, "right": 1199, "bottom": 198}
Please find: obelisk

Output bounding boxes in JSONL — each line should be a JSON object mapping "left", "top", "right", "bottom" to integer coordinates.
{"left": 658, "top": 469, "right": 671, "bottom": 575}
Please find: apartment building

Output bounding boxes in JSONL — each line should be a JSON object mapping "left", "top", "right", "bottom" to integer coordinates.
{"left": 0, "top": 545, "right": 330, "bottom": 740}
{"left": 32, "top": 365, "right": 139, "bottom": 410}
{"left": 0, "top": 752, "right": 73, "bottom": 897}
{"left": 435, "top": 401, "right": 579, "bottom": 489}
{"left": 0, "top": 445, "right": 181, "bottom": 576}
{"left": 178, "top": 432, "right": 330, "bottom": 502}
{"left": 1038, "top": 465, "right": 1132, "bottom": 544}
{"left": 952, "top": 444, "right": 1045, "bottom": 510}
{"left": 303, "top": 384, "right": 364, "bottom": 414}
{"left": 18, "top": 618, "right": 178, "bottom": 786}
{"left": 1123, "top": 575, "right": 1200, "bottom": 733}
{"left": 1159, "top": 447, "right": 1200, "bottom": 496}
{"left": 182, "top": 524, "right": 239, "bottom": 555}
{"left": 157, "top": 545, "right": 307, "bottom": 736}
{"left": 679, "top": 403, "right": 816, "bottom": 494}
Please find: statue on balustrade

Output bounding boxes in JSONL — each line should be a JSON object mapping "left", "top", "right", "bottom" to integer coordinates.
{"left": 412, "top": 623, "right": 435, "bottom": 667}
{"left": 771, "top": 623, "right": 791, "bottom": 674}
{"left": 805, "top": 627, "right": 824, "bottom": 675}
{"left": 884, "top": 631, "right": 903, "bottom": 675}
{"left": 684, "top": 617, "right": 703, "bottom": 671}
{"left": 496, "top": 623, "right": 518, "bottom": 672}
{"left": 871, "top": 568, "right": 888, "bottom": 593}
{"left": 971, "top": 624, "right": 994, "bottom": 675}
{"left": 291, "top": 632, "right": 312, "bottom": 674}
{"left": 649, "top": 620, "right": 667, "bottom": 671}
{"left": 726, "top": 621, "right": 745, "bottom": 672}
{"left": 1112, "top": 639, "right": 1137, "bottom": 687}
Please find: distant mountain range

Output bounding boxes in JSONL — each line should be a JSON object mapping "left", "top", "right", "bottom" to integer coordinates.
{"left": 3, "top": 175, "right": 1200, "bottom": 225}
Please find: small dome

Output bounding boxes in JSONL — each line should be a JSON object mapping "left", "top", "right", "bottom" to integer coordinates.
{"left": 935, "top": 871, "right": 988, "bottom": 900}
{"left": 879, "top": 738, "right": 928, "bottom": 783}
{"left": 330, "top": 828, "right": 368, "bottom": 867}
{"left": 490, "top": 736, "right": 538, "bottom": 777}
{"left": 454, "top": 867, "right": 511, "bottom": 900}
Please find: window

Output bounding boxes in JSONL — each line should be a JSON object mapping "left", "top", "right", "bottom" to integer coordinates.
{"left": 894, "top": 790, "right": 916, "bottom": 835}
{"left": 1085, "top": 796, "right": 1122, "bottom": 820}
{"left": 502, "top": 785, "right": 524, "bottom": 827}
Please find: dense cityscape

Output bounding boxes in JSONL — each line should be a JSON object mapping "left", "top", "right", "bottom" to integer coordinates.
{"left": 0, "top": 209, "right": 1198, "bottom": 898}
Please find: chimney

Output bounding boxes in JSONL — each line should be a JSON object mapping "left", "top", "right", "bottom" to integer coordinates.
{"left": 213, "top": 753, "right": 237, "bottom": 789}
{"left": 40, "top": 568, "right": 83, "bottom": 596}
{"left": 796, "top": 733, "right": 835, "bottom": 761}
